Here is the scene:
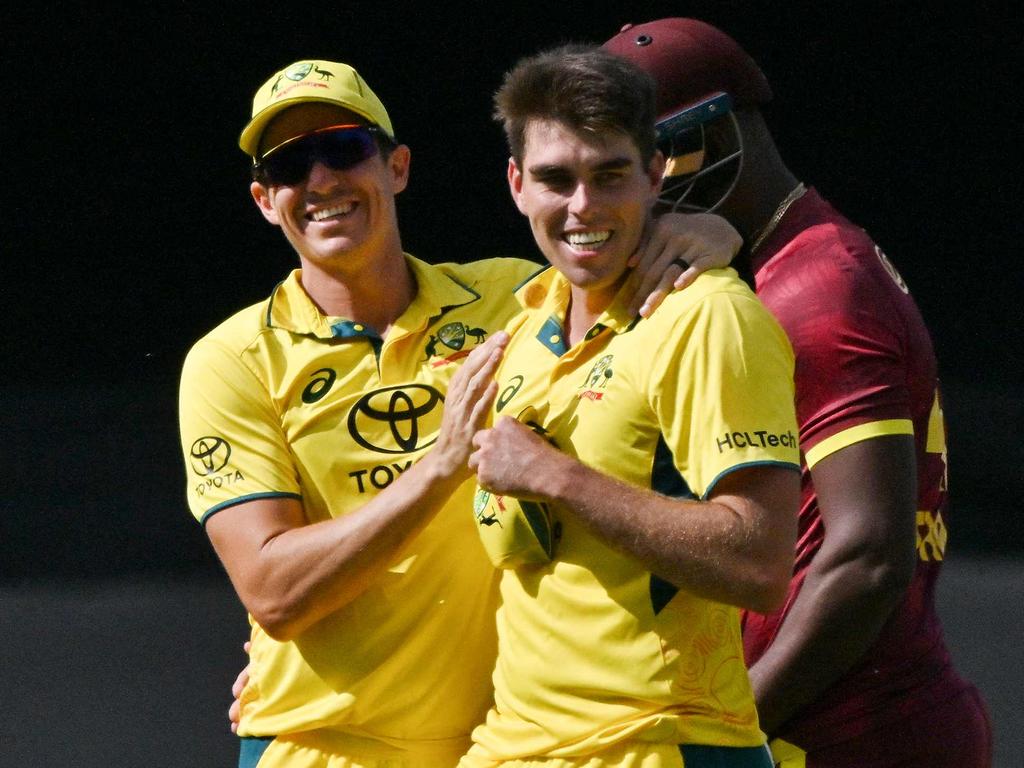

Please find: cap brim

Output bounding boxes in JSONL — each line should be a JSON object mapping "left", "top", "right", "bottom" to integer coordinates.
{"left": 239, "top": 97, "right": 391, "bottom": 157}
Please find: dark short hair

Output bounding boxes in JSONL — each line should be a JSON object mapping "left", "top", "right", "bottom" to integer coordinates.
{"left": 493, "top": 43, "right": 658, "bottom": 167}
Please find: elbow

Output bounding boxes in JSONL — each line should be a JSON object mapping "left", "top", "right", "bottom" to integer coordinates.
{"left": 247, "top": 595, "right": 309, "bottom": 642}
{"left": 866, "top": 550, "right": 916, "bottom": 605}
{"left": 255, "top": 615, "right": 301, "bottom": 643}
{"left": 842, "top": 532, "right": 918, "bottom": 609}
{"left": 739, "top": 531, "right": 793, "bottom": 612}
{"left": 240, "top": 567, "right": 367, "bottom": 642}
{"left": 745, "top": 560, "right": 791, "bottom": 613}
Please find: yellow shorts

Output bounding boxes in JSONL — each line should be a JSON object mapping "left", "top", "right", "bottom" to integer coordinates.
{"left": 458, "top": 741, "right": 772, "bottom": 768}
{"left": 241, "top": 730, "right": 465, "bottom": 768}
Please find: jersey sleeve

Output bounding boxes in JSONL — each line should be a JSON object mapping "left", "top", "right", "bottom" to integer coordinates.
{"left": 767, "top": 237, "right": 917, "bottom": 467}
{"left": 650, "top": 290, "right": 800, "bottom": 497}
{"left": 178, "top": 338, "right": 301, "bottom": 525}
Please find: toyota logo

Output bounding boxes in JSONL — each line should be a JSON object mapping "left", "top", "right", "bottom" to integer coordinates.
{"left": 189, "top": 436, "right": 231, "bottom": 476}
{"left": 348, "top": 385, "right": 444, "bottom": 454}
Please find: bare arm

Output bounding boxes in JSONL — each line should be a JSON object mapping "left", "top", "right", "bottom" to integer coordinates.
{"left": 470, "top": 416, "right": 797, "bottom": 611}
{"left": 206, "top": 332, "right": 508, "bottom": 641}
{"left": 623, "top": 212, "right": 742, "bottom": 318}
{"left": 747, "top": 434, "right": 917, "bottom": 735}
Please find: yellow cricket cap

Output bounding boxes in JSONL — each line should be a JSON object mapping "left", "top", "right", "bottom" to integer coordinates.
{"left": 239, "top": 60, "right": 394, "bottom": 157}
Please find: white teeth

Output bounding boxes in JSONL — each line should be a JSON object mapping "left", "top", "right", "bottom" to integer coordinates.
{"left": 566, "top": 230, "right": 611, "bottom": 247}
{"left": 311, "top": 203, "right": 355, "bottom": 221}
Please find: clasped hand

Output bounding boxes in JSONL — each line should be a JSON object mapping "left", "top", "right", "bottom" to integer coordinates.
{"left": 469, "top": 416, "right": 564, "bottom": 501}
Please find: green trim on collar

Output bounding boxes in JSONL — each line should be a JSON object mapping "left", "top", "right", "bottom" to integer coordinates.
{"left": 512, "top": 263, "right": 552, "bottom": 294}
{"left": 536, "top": 315, "right": 568, "bottom": 355}
{"left": 330, "top": 320, "right": 380, "bottom": 339}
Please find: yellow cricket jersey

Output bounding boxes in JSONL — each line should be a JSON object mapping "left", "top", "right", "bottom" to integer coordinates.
{"left": 465, "top": 267, "right": 800, "bottom": 762}
{"left": 178, "top": 254, "right": 537, "bottom": 759}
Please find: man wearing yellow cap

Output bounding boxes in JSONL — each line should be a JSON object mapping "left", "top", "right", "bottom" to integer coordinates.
{"left": 179, "top": 59, "right": 739, "bottom": 768}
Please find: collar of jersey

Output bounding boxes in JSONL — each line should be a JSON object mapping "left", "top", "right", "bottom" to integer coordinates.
{"left": 265, "top": 255, "right": 484, "bottom": 340}
{"left": 513, "top": 266, "right": 638, "bottom": 343}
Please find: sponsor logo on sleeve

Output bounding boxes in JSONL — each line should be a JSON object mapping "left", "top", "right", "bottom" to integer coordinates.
{"left": 715, "top": 429, "right": 797, "bottom": 453}
{"left": 189, "top": 436, "right": 231, "bottom": 475}
{"left": 189, "top": 436, "right": 245, "bottom": 497}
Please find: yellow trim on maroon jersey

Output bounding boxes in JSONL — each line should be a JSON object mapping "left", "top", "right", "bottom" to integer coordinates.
{"left": 803, "top": 418, "right": 913, "bottom": 468}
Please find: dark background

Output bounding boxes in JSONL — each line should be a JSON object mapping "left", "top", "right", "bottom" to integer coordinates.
{"left": 1, "top": 4, "right": 1021, "bottom": 766}
{"left": 3, "top": 2, "right": 1021, "bottom": 578}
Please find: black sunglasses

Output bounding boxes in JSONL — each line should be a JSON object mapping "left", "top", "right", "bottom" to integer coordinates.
{"left": 252, "top": 124, "right": 387, "bottom": 186}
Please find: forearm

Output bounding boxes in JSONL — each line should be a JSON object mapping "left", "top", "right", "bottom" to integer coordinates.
{"left": 471, "top": 417, "right": 796, "bottom": 609}
{"left": 750, "top": 435, "right": 921, "bottom": 735}
{"left": 217, "top": 331, "right": 508, "bottom": 640}
{"left": 545, "top": 457, "right": 793, "bottom": 611}
{"left": 748, "top": 549, "right": 911, "bottom": 735}
{"left": 216, "top": 454, "right": 467, "bottom": 640}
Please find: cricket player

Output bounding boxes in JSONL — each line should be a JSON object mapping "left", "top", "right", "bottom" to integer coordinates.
{"left": 604, "top": 18, "right": 992, "bottom": 766}
{"left": 461, "top": 44, "right": 801, "bottom": 767}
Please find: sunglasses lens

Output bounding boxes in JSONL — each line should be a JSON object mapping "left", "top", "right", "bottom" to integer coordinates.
{"left": 319, "top": 129, "right": 379, "bottom": 169}
{"left": 257, "top": 127, "right": 381, "bottom": 185}
{"left": 259, "top": 147, "right": 309, "bottom": 186}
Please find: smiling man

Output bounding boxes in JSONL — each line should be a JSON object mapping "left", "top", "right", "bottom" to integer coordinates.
{"left": 179, "top": 60, "right": 527, "bottom": 768}
{"left": 461, "top": 45, "right": 801, "bottom": 768}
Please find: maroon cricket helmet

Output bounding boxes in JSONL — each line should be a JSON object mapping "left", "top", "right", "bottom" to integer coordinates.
{"left": 602, "top": 18, "right": 772, "bottom": 121}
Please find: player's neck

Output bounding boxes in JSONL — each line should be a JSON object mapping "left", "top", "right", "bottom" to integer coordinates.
{"left": 748, "top": 172, "right": 802, "bottom": 237}
{"left": 566, "top": 283, "right": 617, "bottom": 346}
{"left": 731, "top": 133, "right": 801, "bottom": 246}
{"left": 727, "top": 114, "right": 802, "bottom": 246}
{"left": 301, "top": 251, "right": 415, "bottom": 337}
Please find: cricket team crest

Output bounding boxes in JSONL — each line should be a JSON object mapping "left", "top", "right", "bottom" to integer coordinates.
{"left": 579, "top": 354, "right": 614, "bottom": 401}
{"left": 270, "top": 62, "right": 336, "bottom": 96}
{"left": 425, "top": 321, "right": 488, "bottom": 365}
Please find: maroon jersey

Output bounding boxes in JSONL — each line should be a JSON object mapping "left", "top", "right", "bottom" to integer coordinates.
{"left": 741, "top": 189, "right": 985, "bottom": 757}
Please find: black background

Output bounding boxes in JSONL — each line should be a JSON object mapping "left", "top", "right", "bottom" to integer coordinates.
{"left": 3, "top": 2, "right": 1021, "bottom": 577}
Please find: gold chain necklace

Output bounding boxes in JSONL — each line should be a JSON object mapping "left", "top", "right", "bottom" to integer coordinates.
{"left": 749, "top": 182, "right": 807, "bottom": 254}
